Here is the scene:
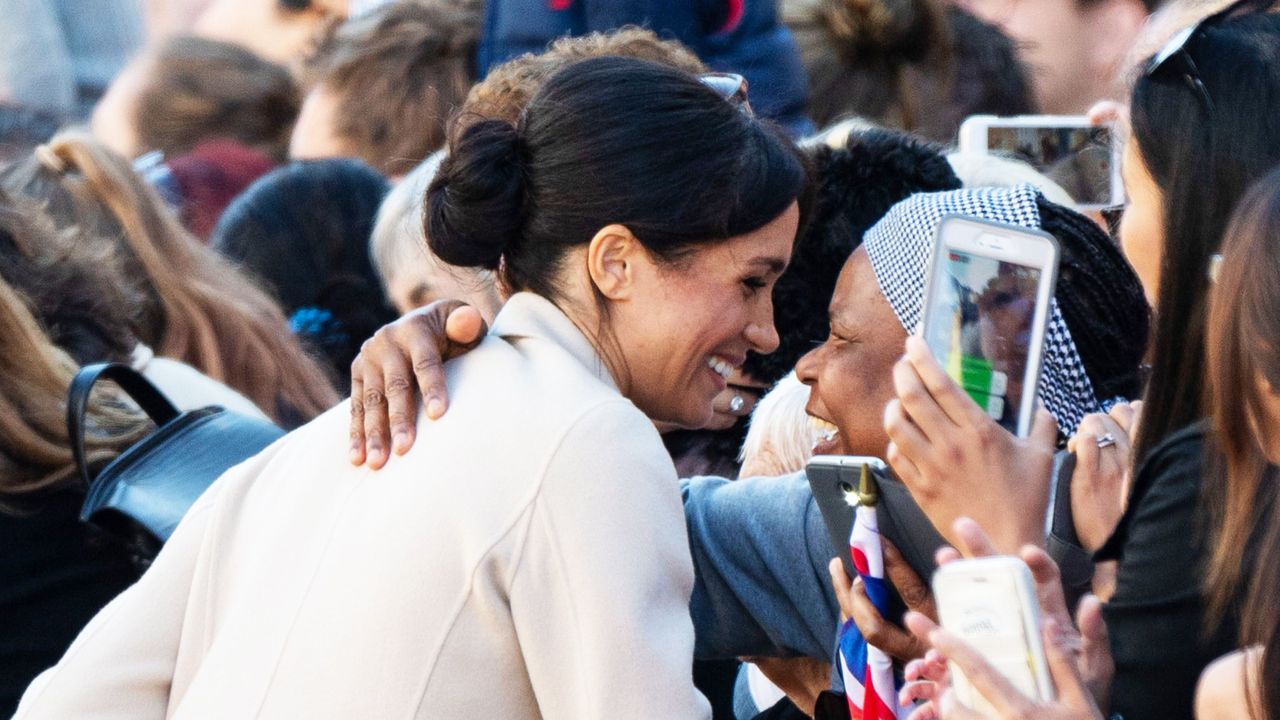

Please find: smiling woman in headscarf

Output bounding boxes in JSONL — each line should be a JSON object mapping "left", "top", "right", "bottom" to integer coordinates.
{"left": 333, "top": 179, "right": 1150, "bottom": 712}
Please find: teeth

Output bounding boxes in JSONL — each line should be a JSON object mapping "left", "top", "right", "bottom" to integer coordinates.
{"left": 706, "top": 356, "right": 733, "bottom": 379}
{"left": 809, "top": 416, "right": 838, "bottom": 442}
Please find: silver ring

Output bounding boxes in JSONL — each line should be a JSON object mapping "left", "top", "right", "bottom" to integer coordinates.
{"left": 729, "top": 394, "right": 744, "bottom": 413}
{"left": 1096, "top": 433, "right": 1117, "bottom": 449}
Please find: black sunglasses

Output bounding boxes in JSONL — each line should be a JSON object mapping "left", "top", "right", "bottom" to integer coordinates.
{"left": 1144, "top": 0, "right": 1271, "bottom": 114}
{"left": 699, "top": 73, "right": 753, "bottom": 116}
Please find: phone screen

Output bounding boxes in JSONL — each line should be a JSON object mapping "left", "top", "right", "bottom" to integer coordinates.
{"left": 987, "top": 126, "right": 1112, "bottom": 206}
{"left": 925, "top": 248, "right": 1041, "bottom": 434}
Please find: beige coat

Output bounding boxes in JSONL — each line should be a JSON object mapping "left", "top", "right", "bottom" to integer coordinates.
{"left": 15, "top": 293, "right": 711, "bottom": 720}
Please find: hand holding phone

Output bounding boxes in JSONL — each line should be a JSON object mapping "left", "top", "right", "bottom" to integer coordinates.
{"left": 958, "top": 115, "right": 1123, "bottom": 211}
{"left": 932, "top": 557, "right": 1054, "bottom": 713}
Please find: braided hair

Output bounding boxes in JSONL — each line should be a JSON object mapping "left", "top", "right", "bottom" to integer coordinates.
{"left": 742, "top": 129, "right": 961, "bottom": 385}
{"left": 1037, "top": 196, "right": 1149, "bottom": 404}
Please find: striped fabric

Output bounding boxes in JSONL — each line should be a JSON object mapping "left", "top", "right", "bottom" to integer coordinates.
{"left": 835, "top": 504, "right": 906, "bottom": 720}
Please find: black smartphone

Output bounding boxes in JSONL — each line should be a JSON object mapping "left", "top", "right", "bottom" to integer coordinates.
{"left": 806, "top": 455, "right": 948, "bottom": 585}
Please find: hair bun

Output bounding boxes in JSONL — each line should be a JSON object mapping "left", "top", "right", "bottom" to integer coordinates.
{"left": 425, "top": 119, "right": 528, "bottom": 270}
{"left": 819, "top": 0, "right": 940, "bottom": 65}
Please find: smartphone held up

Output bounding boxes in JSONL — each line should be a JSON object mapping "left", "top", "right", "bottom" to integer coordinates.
{"left": 958, "top": 115, "right": 1123, "bottom": 211}
{"left": 919, "top": 216, "right": 1059, "bottom": 437}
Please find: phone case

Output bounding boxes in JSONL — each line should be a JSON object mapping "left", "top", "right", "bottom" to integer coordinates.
{"left": 804, "top": 456, "right": 948, "bottom": 585}
{"left": 933, "top": 557, "right": 1054, "bottom": 710}
{"left": 919, "top": 215, "right": 1060, "bottom": 438}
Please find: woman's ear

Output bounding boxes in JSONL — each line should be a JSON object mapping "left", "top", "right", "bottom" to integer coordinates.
{"left": 586, "top": 224, "right": 644, "bottom": 300}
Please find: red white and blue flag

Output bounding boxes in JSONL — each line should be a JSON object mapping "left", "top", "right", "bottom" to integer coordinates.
{"left": 836, "top": 503, "right": 906, "bottom": 720}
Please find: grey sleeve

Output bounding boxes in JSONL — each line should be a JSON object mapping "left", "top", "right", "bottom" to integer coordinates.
{"left": 682, "top": 472, "right": 841, "bottom": 662}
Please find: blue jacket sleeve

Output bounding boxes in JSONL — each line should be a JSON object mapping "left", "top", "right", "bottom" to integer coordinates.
{"left": 682, "top": 472, "right": 840, "bottom": 662}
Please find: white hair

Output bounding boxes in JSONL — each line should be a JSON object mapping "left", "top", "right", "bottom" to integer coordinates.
{"left": 738, "top": 373, "right": 819, "bottom": 478}
{"left": 369, "top": 150, "right": 499, "bottom": 313}
{"left": 946, "top": 151, "right": 1077, "bottom": 209}
{"left": 369, "top": 149, "right": 445, "bottom": 290}
{"left": 801, "top": 115, "right": 882, "bottom": 150}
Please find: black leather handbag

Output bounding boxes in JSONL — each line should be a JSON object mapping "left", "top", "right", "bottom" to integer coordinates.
{"left": 67, "top": 363, "right": 285, "bottom": 565}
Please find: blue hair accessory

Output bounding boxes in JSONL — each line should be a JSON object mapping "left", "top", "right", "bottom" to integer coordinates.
{"left": 289, "top": 306, "right": 348, "bottom": 348}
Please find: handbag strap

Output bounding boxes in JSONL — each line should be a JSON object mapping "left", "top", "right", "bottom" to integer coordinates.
{"left": 67, "top": 362, "right": 180, "bottom": 489}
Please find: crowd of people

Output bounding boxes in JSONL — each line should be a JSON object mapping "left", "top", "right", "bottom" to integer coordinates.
{"left": 1, "top": 0, "right": 1279, "bottom": 718}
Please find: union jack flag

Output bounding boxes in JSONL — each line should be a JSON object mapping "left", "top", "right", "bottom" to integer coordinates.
{"left": 835, "top": 501, "right": 907, "bottom": 720}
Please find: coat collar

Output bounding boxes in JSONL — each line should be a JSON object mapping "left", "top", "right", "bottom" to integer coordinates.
{"left": 490, "top": 292, "right": 619, "bottom": 392}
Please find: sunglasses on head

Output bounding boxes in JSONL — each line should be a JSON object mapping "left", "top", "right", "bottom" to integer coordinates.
{"left": 699, "top": 73, "right": 753, "bottom": 116}
{"left": 1145, "top": 0, "right": 1271, "bottom": 114}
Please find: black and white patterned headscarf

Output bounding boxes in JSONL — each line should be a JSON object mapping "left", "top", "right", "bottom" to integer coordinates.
{"left": 863, "top": 184, "right": 1112, "bottom": 436}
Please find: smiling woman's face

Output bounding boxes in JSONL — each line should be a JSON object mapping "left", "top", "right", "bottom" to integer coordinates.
{"left": 794, "top": 246, "right": 907, "bottom": 457}
{"left": 612, "top": 203, "right": 799, "bottom": 430}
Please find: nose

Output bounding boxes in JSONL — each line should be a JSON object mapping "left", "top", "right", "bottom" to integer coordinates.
{"left": 795, "top": 342, "right": 822, "bottom": 386}
{"left": 745, "top": 310, "right": 780, "bottom": 355}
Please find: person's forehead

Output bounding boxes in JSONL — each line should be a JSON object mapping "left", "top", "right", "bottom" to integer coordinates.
{"left": 829, "top": 248, "right": 882, "bottom": 322}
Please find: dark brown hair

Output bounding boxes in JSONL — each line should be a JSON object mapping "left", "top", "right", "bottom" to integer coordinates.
{"left": 136, "top": 36, "right": 300, "bottom": 161}
{"left": 1205, "top": 166, "right": 1280, "bottom": 720}
{"left": 0, "top": 201, "right": 148, "bottom": 505}
{"left": 0, "top": 192, "right": 141, "bottom": 366}
{"left": 789, "top": 0, "right": 1033, "bottom": 140}
{"left": 308, "top": 1, "right": 479, "bottom": 176}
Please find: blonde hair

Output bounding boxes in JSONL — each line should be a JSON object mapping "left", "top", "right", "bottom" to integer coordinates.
{"left": 1, "top": 133, "right": 338, "bottom": 425}
{"left": 738, "top": 373, "right": 820, "bottom": 478}
{"left": 804, "top": 116, "right": 883, "bottom": 149}
{"left": 0, "top": 274, "right": 147, "bottom": 505}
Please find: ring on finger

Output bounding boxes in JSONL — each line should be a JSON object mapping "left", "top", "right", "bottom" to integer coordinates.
{"left": 729, "top": 394, "right": 745, "bottom": 413}
{"left": 1096, "top": 432, "right": 1117, "bottom": 449}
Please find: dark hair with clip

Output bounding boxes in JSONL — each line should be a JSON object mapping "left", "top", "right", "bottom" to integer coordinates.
{"left": 426, "top": 56, "right": 808, "bottom": 300}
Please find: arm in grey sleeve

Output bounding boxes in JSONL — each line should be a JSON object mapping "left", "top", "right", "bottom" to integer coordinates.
{"left": 682, "top": 472, "right": 841, "bottom": 662}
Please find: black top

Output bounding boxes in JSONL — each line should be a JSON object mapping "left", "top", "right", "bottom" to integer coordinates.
{"left": 0, "top": 486, "right": 137, "bottom": 716}
{"left": 1096, "top": 423, "right": 1238, "bottom": 720}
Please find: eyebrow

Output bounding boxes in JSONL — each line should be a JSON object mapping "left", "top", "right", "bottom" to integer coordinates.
{"left": 748, "top": 257, "right": 788, "bottom": 275}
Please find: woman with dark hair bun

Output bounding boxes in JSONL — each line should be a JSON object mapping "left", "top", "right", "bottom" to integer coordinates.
{"left": 13, "top": 56, "right": 806, "bottom": 719}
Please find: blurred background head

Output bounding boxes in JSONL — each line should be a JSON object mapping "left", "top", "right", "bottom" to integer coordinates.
{"left": 212, "top": 158, "right": 396, "bottom": 387}
{"left": 92, "top": 35, "right": 299, "bottom": 161}
{"left": 0, "top": 133, "right": 338, "bottom": 426}
{"left": 784, "top": 0, "right": 1034, "bottom": 141}
{"left": 291, "top": 0, "right": 479, "bottom": 178}
{"left": 950, "top": 0, "right": 1160, "bottom": 112}
{"left": 369, "top": 151, "right": 502, "bottom": 319}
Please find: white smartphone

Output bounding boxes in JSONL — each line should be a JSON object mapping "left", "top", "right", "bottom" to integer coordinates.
{"left": 932, "top": 557, "right": 1054, "bottom": 714}
{"left": 920, "top": 215, "right": 1059, "bottom": 437}
{"left": 957, "top": 114, "right": 1123, "bottom": 211}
